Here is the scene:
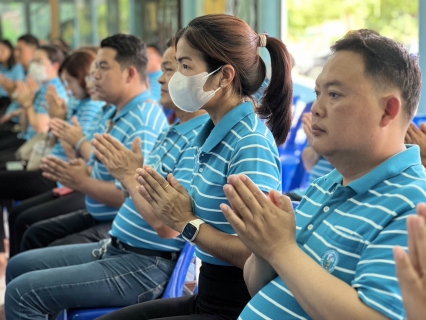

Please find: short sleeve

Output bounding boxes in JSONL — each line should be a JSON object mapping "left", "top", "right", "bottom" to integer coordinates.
{"left": 229, "top": 134, "right": 282, "bottom": 193}
{"left": 352, "top": 211, "right": 413, "bottom": 320}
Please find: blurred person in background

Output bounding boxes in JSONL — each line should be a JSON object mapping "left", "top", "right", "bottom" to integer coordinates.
{"left": 0, "top": 39, "right": 25, "bottom": 116}
{"left": 0, "top": 34, "right": 38, "bottom": 131}
{"left": 6, "top": 50, "right": 104, "bottom": 258}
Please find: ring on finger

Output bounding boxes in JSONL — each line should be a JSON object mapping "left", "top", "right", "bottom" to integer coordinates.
{"left": 163, "top": 183, "right": 170, "bottom": 190}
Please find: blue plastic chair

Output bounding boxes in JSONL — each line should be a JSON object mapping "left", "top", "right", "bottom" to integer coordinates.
{"left": 280, "top": 101, "right": 314, "bottom": 192}
{"left": 413, "top": 115, "right": 426, "bottom": 128}
{"left": 58, "top": 242, "right": 196, "bottom": 320}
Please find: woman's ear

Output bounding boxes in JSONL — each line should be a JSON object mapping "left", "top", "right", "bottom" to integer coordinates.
{"left": 219, "top": 64, "right": 236, "bottom": 88}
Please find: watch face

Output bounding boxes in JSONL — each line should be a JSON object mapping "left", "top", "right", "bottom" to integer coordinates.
{"left": 182, "top": 223, "right": 198, "bottom": 241}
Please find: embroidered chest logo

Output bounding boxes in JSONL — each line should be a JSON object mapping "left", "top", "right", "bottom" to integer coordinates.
{"left": 321, "top": 250, "right": 339, "bottom": 273}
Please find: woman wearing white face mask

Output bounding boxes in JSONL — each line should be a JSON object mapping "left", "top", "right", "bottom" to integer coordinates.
{"left": 100, "top": 14, "right": 293, "bottom": 320}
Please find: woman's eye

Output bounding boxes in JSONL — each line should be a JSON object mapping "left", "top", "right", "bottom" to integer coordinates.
{"left": 182, "top": 64, "right": 189, "bottom": 70}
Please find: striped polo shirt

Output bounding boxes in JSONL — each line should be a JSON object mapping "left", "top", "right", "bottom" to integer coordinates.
{"left": 50, "top": 97, "right": 104, "bottom": 161}
{"left": 21, "top": 77, "right": 68, "bottom": 140}
{"left": 191, "top": 101, "right": 282, "bottom": 265}
{"left": 0, "top": 63, "right": 25, "bottom": 97}
{"left": 85, "top": 91, "right": 168, "bottom": 221}
{"left": 110, "top": 113, "right": 210, "bottom": 250}
{"left": 239, "top": 145, "right": 426, "bottom": 320}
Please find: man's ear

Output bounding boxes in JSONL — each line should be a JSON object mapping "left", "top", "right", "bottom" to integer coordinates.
{"left": 126, "top": 66, "right": 138, "bottom": 83}
{"left": 380, "top": 95, "right": 402, "bottom": 127}
{"left": 52, "top": 62, "right": 61, "bottom": 72}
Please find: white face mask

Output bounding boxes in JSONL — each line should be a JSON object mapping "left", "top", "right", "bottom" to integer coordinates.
{"left": 168, "top": 66, "right": 222, "bottom": 112}
{"left": 28, "top": 62, "right": 48, "bottom": 83}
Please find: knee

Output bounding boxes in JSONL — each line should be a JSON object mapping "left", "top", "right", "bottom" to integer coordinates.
{"left": 6, "top": 251, "right": 37, "bottom": 284}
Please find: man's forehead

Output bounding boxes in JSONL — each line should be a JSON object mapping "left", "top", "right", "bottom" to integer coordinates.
{"left": 97, "top": 47, "right": 117, "bottom": 61}
{"left": 316, "top": 51, "right": 366, "bottom": 87}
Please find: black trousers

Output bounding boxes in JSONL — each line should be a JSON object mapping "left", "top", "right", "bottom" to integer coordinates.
{"left": 0, "top": 97, "right": 11, "bottom": 117}
{"left": 0, "top": 169, "right": 56, "bottom": 201}
{"left": 97, "top": 261, "right": 251, "bottom": 320}
{"left": 21, "top": 209, "right": 112, "bottom": 252}
{"left": 8, "top": 190, "right": 86, "bottom": 257}
{"left": 0, "top": 131, "right": 24, "bottom": 152}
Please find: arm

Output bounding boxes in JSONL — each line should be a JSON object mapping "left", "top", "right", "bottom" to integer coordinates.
{"left": 25, "top": 106, "right": 50, "bottom": 133}
{"left": 136, "top": 167, "right": 252, "bottom": 269}
{"left": 92, "top": 133, "right": 179, "bottom": 238}
{"left": 76, "top": 175, "right": 125, "bottom": 208}
{"left": 41, "top": 156, "right": 124, "bottom": 208}
{"left": 244, "top": 254, "right": 278, "bottom": 296}
{"left": 221, "top": 175, "right": 388, "bottom": 320}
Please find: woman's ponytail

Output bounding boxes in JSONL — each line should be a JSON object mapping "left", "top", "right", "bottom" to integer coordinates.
{"left": 257, "top": 37, "right": 293, "bottom": 146}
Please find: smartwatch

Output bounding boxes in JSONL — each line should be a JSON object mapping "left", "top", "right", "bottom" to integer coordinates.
{"left": 181, "top": 218, "right": 205, "bottom": 242}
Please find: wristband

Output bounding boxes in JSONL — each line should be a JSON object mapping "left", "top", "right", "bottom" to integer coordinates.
{"left": 75, "top": 136, "right": 87, "bottom": 156}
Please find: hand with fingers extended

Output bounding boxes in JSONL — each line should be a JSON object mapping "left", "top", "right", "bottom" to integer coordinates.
{"left": 45, "top": 85, "right": 67, "bottom": 119}
{"left": 0, "top": 109, "right": 23, "bottom": 124}
{"left": 393, "top": 203, "right": 426, "bottom": 320}
{"left": 405, "top": 122, "right": 426, "bottom": 167}
{"left": 135, "top": 166, "right": 196, "bottom": 232}
{"left": 92, "top": 133, "right": 144, "bottom": 183}
{"left": 220, "top": 174, "right": 296, "bottom": 261}
{"left": 16, "top": 80, "right": 37, "bottom": 108}
{"left": 49, "top": 116, "right": 84, "bottom": 146}
{"left": 40, "top": 156, "right": 90, "bottom": 190}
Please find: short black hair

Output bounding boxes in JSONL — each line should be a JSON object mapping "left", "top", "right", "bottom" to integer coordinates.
{"left": 147, "top": 44, "right": 163, "bottom": 56}
{"left": 331, "top": 29, "right": 422, "bottom": 121}
{"left": 100, "top": 34, "right": 148, "bottom": 80}
{"left": 38, "top": 45, "right": 65, "bottom": 65}
{"left": 17, "top": 34, "right": 39, "bottom": 47}
{"left": 0, "top": 39, "right": 16, "bottom": 70}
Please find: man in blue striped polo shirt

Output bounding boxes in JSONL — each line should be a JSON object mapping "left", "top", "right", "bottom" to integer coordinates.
{"left": 221, "top": 30, "right": 425, "bottom": 320}
{"left": 4, "top": 34, "right": 169, "bottom": 320}
{"left": 89, "top": 41, "right": 209, "bottom": 260}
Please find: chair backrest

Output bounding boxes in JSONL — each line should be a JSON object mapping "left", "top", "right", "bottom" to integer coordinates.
{"left": 162, "top": 242, "right": 196, "bottom": 298}
{"left": 60, "top": 242, "right": 196, "bottom": 320}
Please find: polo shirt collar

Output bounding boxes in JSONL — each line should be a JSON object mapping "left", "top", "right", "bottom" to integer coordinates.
{"left": 193, "top": 101, "right": 255, "bottom": 152}
{"left": 113, "top": 90, "right": 152, "bottom": 122}
{"left": 327, "top": 145, "right": 421, "bottom": 194}
{"left": 174, "top": 114, "right": 210, "bottom": 135}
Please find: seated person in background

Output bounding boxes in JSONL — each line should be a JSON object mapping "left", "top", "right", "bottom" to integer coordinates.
{"left": 146, "top": 44, "right": 163, "bottom": 102}
{"left": 3, "top": 34, "right": 207, "bottom": 320}
{"left": 287, "top": 112, "right": 334, "bottom": 200}
{"left": 0, "top": 44, "right": 67, "bottom": 156}
{"left": 219, "top": 29, "right": 425, "bottom": 320}
{"left": 0, "top": 34, "right": 39, "bottom": 131}
{"left": 20, "top": 35, "right": 208, "bottom": 254}
{"left": 0, "top": 39, "right": 25, "bottom": 115}
{"left": 7, "top": 51, "right": 105, "bottom": 258}
{"left": 394, "top": 203, "right": 426, "bottom": 320}
{"left": 405, "top": 121, "right": 426, "bottom": 167}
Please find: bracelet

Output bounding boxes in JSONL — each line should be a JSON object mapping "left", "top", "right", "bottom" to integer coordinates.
{"left": 75, "top": 136, "right": 87, "bottom": 156}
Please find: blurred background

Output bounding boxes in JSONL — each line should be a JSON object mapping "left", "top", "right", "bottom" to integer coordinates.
{"left": 0, "top": 0, "right": 420, "bottom": 107}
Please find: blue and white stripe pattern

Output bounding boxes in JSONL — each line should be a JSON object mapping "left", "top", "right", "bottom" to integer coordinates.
{"left": 85, "top": 91, "right": 168, "bottom": 221}
{"left": 308, "top": 157, "right": 334, "bottom": 184}
{"left": 21, "top": 77, "right": 68, "bottom": 140}
{"left": 190, "top": 101, "right": 282, "bottom": 265}
{"left": 110, "top": 114, "right": 210, "bottom": 250}
{"left": 239, "top": 145, "right": 426, "bottom": 320}
{"left": 50, "top": 97, "right": 104, "bottom": 161}
{"left": 0, "top": 63, "right": 25, "bottom": 97}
